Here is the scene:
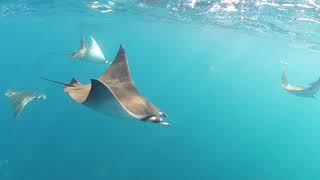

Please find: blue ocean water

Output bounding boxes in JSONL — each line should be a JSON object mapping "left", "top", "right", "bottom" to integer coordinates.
{"left": 2, "top": 0, "right": 320, "bottom": 179}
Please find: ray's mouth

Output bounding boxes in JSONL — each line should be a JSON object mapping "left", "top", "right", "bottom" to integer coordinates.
{"left": 146, "top": 114, "right": 170, "bottom": 126}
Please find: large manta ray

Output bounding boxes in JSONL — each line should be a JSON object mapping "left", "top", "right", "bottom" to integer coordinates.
{"left": 5, "top": 90, "right": 47, "bottom": 118}
{"left": 46, "top": 45, "right": 169, "bottom": 126}
{"left": 281, "top": 64, "right": 320, "bottom": 98}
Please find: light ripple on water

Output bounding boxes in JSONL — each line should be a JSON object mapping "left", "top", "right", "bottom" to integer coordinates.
{"left": 2, "top": 0, "right": 320, "bottom": 52}
{"left": 84, "top": 0, "right": 320, "bottom": 52}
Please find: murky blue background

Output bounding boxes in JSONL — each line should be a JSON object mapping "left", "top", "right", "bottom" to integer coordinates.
{"left": 1, "top": 1, "right": 320, "bottom": 179}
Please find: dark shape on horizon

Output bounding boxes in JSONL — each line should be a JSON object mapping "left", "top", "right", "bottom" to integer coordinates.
{"left": 4, "top": 90, "right": 47, "bottom": 118}
{"left": 44, "top": 45, "right": 169, "bottom": 126}
{"left": 281, "top": 63, "right": 320, "bottom": 98}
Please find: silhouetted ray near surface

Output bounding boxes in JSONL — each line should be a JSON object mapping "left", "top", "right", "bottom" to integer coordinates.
{"left": 281, "top": 64, "right": 320, "bottom": 98}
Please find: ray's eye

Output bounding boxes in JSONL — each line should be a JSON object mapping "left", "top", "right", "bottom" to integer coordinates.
{"left": 159, "top": 112, "right": 168, "bottom": 117}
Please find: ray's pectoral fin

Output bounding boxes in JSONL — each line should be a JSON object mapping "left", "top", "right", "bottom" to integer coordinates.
{"left": 99, "top": 44, "right": 130, "bottom": 82}
{"left": 304, "top": 77, "right": 320, "bottom": 96}
{"left": 80, "top": 36, "right": 86, "bottom": 50}
{"left": 5, "top": 90, "right": 27, "bottom": 118}
{"left": 97, "top": 45, "right": 170, "bottom": 126}
{"left": 308, "top": 78, "right": 320, "bottom": 86}
{"left": 83, "top": 79, "right": 128, "bottom": 117}
{"left": 88, "top": 36, "right": 106, "bottom": 61}
{"left": 70, "top": 37, "right": 88, "bottom": 59}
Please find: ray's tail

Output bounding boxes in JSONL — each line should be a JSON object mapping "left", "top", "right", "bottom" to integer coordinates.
{"left": 41, "top": 77, "right": 79, "bottom": 87}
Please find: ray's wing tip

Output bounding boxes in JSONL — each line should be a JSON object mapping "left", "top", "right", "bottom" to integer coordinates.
{"left": 119, "top": 44, "right": 125, "bottom": 53}
{"left": 90, "top": 78, "right": 106, "bottom": 89}
{"left": 4, "top": 90, "right": 13, "bottom": 97}
{"left": 40, "top": 94, "right": 47, "bottom": 100}
{"left": 13, "top": 113, "right": 19, "bottom": 119}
